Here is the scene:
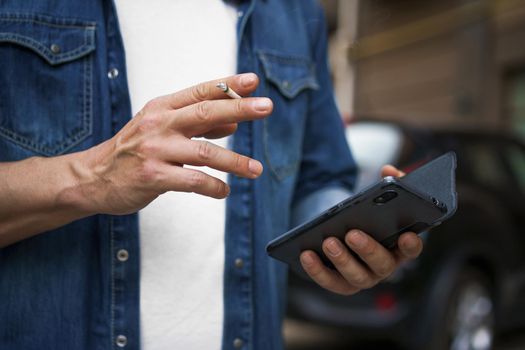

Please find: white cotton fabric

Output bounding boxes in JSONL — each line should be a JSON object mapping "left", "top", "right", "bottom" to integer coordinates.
{"left": 113, "top": 1, "right": 238, "bottom": 349}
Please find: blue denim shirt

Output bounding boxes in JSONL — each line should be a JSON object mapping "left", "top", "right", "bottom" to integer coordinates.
{"left": 0, "top": 1, "right": 357, "bottom": 349}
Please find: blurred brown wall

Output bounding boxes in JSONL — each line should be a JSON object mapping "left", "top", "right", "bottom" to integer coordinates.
{"left": 338, "top": 0, "right": 525, "bottom": 129}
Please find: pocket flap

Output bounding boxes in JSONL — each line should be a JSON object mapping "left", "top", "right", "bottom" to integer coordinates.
{"left": 0, "top": 13, "right": 96, "bottom": 65}
{"left": 257, "top": 50, "right": 319, "bottom": 99}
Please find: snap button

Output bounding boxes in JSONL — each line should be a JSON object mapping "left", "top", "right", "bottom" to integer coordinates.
{"left": 234, "top": 258, "right": 244, "bottom": 269}
{"left": 115, "top": 335, "right": 127, "bottom": 347}
{"left": 237, "top": 11, "right": 244, "bottom": 18}
{"left": 117, "top": 249, "right": 129, "bottom": 262}
{"left": 233, "top": 338, "right": 244, "bottom": 349}
{"left": 282, "top": 80, "right": 291, "bottom": 89}
{"left": 108, "top": 68, "right": 119, "bottom": 79}
{"left": 50, "top": 44, "right": 61, "bottom": 54}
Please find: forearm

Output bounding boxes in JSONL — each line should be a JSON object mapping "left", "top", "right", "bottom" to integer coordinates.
{"left": 0, "top": 73, "right": 270, "bottom": 247}
{"left": 0, "top": 152, "right": 92, "bottom": 247}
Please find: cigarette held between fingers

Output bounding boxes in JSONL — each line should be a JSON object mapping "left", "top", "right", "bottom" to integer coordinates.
{"left": 216, "top": 82, "right": 242, "bottom": 99}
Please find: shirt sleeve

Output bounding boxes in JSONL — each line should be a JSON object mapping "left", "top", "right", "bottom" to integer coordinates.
{"left": 291, "top": 2, "right": 358, "bottom": 225}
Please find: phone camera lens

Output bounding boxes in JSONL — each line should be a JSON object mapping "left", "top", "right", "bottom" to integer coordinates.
{"left": 431, "top": 197, "right": 447, "bottom": 211}
{"left": 374, "top": 190, "right": 398, "bottom": 204}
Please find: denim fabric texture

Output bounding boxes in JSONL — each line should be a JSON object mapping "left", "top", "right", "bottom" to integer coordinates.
{"left": 0, "top": 0, "right": 357, "bottom": 349}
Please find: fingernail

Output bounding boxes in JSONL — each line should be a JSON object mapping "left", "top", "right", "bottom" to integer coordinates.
{"left": 325, "top": 238, "right": 342, "bottom": 257}
{"left": 348, "top": 230, "right": 367, "bottom": 249}
{"left": 402, "top": 239, "right": 419, "bottom": 255}
{"left": 240, "top": 73, "right": 257, "bottom": 88}
{"left": 248, "top": 159, "right": 263, "bottom": 176}
{"left": 300, "top": 252, "right": 314, "bottom": 267}
{"left": 252, "top": 98, "right": 272, "bottom": 112}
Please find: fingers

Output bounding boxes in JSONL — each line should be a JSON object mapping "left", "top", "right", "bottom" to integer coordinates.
{"left": 198, "top": 123, "right": 238, "bottom": 139}
{"left": 300, "top": 250, "right": 361, "bottom": 296}
{"left": 161, "top": 138, "right": 263, "bottom": 179}
{"left": 381, "top": 164, "right": 405, "bottom": 178}
{"left": 319, "top": 230, "right": 396, "bottom": 290}
{"left": 303, "top": 230, "right": 423, "bottom": 295}
{"left": 322, "top": 237, "right": 377, "bottom": 288}
{"left": 156, "top": 73, "right": 260, "bottom": 110}
{"left": 394, "top": 231, "right": 423, "bottom": 263}
{"left": 343, "top": 230, "right": 397, "bottom": 278}
{"left": 171, "top": 97, "right": 272, "bottom": 137}
{"left": 160, "top": 165, "right": 230, "bottom": 199}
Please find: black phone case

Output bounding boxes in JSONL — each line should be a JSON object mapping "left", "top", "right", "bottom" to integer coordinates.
{"left": 266, "top": 151, "right": 457, "bottom": 277}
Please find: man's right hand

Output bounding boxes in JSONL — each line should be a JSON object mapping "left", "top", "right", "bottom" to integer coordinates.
{"left": 72, "top": 73, "right": 272, "bottom": 215}
{"left": 0, "top": 73, "right": 271, "bottom": 246}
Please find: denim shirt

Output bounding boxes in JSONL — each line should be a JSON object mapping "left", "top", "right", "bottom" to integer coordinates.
{"left": 0, "top": 1, "right": 357, "bottom": 349}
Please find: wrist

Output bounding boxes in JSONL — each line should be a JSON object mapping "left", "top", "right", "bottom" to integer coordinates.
{"left": 54, "top": 148, "right": 101, "bottom": 218}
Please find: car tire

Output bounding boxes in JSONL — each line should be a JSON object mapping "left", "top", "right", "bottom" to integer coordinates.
{"left": 411, "top": 268, "right": 495, "bottom": 350}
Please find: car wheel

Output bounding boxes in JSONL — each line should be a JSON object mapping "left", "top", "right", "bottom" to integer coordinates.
{"left": 446, "top": 269, "right": 494, "bottom": 350}
{"left": 416, "top": 268, "right": 495, "bottom": 350}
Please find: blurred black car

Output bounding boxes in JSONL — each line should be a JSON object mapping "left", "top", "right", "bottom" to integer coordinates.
{"left": 286, "top": 121, "right": 525, "bottom": 350}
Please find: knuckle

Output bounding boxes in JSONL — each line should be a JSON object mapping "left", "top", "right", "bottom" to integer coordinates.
{"left": 233, "top": 153, "right": 246, "bottom": 171}
{"left": 360, "top": 241, "right": 377, "bottom": 258}
{"left": 135, "top": 108, "right": 146, "bottom": 118}
{"left": 188, "top": 171, "right": 207, "bottom": 190}
{"left": 332, "top": 250, "right": 350, "bottom": 265}
{"left": 309, "top": 266, "right": 323, "bottom": 279}
{"left": 376, "top": 260, "right": 395, "bottom": 278}
{"left": 235, "top": 99, "right": 244, "bottom": 115}
{"left": 144, "top": 98, "right": 161, "bottom": 111}
{"left": 192, "top": 84, "right": 208, "bottom": 101}
{"left": 137, "top": 160, "right": 160, "bottom": 183}
{"left": 137, "top": 140, "right": 158, "bottom": 156}
{"left": 196, "top": 141, "right": 214, "bottom": 162}
{"left": 195, "top": 101, "right": 212, "bottom": 123}
{"left": 138, "top": 113, "right": 162, "bottom": 133}
{"left": 351, "top": 273, "right": 371, "bottom": 288}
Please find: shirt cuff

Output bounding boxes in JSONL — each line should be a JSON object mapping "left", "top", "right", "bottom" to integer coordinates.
{"left": 291, "top": 186, "right": 353, "bottom": 228}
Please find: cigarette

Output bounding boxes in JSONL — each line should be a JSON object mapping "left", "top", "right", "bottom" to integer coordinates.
{"left": 216, "top": 82, "right": 242, "bottom": 99}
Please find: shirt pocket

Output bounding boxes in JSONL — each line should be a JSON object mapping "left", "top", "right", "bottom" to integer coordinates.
{"left": 0, "top": 13, "right": 96, "bottom": 156}
{"left": 257, "top": 49, "right": 319, "bottom": 180}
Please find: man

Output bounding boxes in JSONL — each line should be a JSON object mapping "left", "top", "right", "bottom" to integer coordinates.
{"left": 0, "top": 1, "right": 422, "bottom": 349}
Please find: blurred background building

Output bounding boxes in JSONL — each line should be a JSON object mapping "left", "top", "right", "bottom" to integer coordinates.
{"left": 322, "top": 0, "right": 525, "bottom": 136}
{"left": 285, "top": 1, "right": 525, "bottom": 349}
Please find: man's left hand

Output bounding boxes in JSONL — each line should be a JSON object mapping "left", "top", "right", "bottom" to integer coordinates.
{"left": 299, "top": 165, "right": 424, "bottom": 295}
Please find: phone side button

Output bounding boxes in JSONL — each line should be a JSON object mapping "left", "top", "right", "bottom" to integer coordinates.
{"left": 328, "top": 206, "right": 339, "bottom": 214}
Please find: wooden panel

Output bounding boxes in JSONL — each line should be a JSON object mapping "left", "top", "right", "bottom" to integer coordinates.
{"left": 354, "top": 35, "right": 458, "bottom": 123}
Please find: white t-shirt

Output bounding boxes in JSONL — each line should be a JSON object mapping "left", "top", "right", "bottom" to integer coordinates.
{"left": 113, "top": 1, "right": 238, "bottom": 349}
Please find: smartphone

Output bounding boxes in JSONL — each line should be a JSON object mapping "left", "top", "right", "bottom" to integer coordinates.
{"left": 266, "top": 175, "right": 450, "bottom": 276}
